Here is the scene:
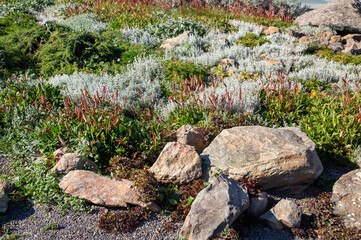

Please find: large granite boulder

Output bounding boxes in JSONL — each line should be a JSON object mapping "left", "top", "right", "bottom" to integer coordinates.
{"left": 149, "top": 142, "right": 202, "bottom": 184}
{"left": 294, "top": 0, "right": 361, "bottom": 34}
{"left": 332, "top": 169, "right": 361, "bottom": 228}
{"left": 59, "top": 170, "right": 160, "bottom": 212}
{"left": 201, "top": 126, "right": 323, "bottom": 190}
{"left": 50, "top": 153, "right": 98, "bottom": 175}
{"left": 179, "top": 175, "right": 249, "bottom": 240}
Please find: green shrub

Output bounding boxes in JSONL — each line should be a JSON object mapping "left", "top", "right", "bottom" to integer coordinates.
{"left": 12, "top": 162, "right": 87, "bottom": 211}
{"left": 38, "top": 29, "right": 152, "bottom": 76}
{"left": 237, "top": 33, "right": 271, "bottom": 48}
{"left": 260, "top": 80, "right": 361, "bottom": 166}
{"left": 316, "top": 47, "right": 361, "bottom": 65}
{"left": 0, "top": 24, "right": 52, "bottom": 75}
{"left": 163, "top": 59, "right": 209, "bottom": 84}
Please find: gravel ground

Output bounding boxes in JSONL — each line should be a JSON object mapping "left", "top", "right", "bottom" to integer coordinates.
{"left": 0, "top": 202, "right": 181, "bottom": 240}
{"left": 0, "top": 200, "right": 296, "bottom": 240}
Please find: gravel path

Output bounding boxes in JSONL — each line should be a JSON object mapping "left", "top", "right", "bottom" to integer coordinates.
{"left": 0, "top": 200, "right": 296, "bottom": 240}
{"left": 0, "top": 201, "right": 181, "bottom": 240}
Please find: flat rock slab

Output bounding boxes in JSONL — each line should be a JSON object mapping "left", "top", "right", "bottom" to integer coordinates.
{"left": 332, "top": 169, "right": 361, "bottom": 228}
{"left": 59, "top": 170, "right": 159, "bottom": 211}
{"left": 201, "top": 126, "right": 323, "bottom": 190}
{"left": 149, "top": 142, "right": 202, "bottom": 184}
{"left": 294, "top": 0, "right": 361, "bottom": 34}
{"left": 179, "top": 175, "right": 249, "bottom": 240}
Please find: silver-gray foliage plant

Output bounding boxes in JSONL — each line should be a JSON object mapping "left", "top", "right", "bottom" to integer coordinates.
{"left": 58, "top": 14, "right": 108, "bottom": 34}
{"left": 48, "top": 56, "right": 166, "bottom": 107}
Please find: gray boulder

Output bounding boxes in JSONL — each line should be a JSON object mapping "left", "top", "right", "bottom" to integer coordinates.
{"left": 179, "top": 175, "right": 249, "bottom": 240}
{"left": 294, "top": 0, "right": 361, "bottom": 34}
{"left": 201, "top": 126, "right": 323, "bottom": 191}
{"left": 332, "top": 169, "right": 361, "bottom": 228}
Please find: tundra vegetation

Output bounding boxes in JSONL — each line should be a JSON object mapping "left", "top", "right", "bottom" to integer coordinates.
{"left": 0, "top": 0, "right": 361, "bottom": 239}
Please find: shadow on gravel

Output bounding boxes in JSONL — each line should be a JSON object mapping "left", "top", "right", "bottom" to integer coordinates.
{"left": 0, "top": 201, "right": 35, "bottom": 226}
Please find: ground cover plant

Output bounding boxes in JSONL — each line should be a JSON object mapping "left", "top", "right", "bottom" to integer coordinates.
{"left": 1, "top": 0, "right": 361, "bottom": 238}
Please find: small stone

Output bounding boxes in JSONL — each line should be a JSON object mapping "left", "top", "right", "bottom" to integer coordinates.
{"left": 327, "top": 42, "right": 344, "bottom": 53}
{"left": 219, "top": 58, "right": 239, "bottom": 72}
{"left": 160, "top": 31, "right": 193, "bottom": 49}
{"left": 247, "top": 192, "right": 268, "bottom": 218}
{"left": 176, "top": 125, "right": 206, "bottom": 154}
{"left": 50, "top": 153, "right": 98, "bottom": 175}
{"left": 317, "top": 31, "right": 333, "bottom": 40}
{"left": 0, "top": 194, "right": 9, "bottom": 213}
{"left": 262, "top": 27, "right": 280, "bottom": 35}
{"left": 259, "top": 209, "right": 283, "bottom": 230}
{"left": 262, "top": 59, "right": 282, "bottom": 65}
{"left": 149, "top": 142, "right": 202, "bottom": 184}
{"left": 273, "top": 199, "right": 302, "bottom": 228}
{"left": 330, "top": 35, "right": 342, "bottom": 43}
{"left": 0, "top": 179, "right": 15, "bottom": 195}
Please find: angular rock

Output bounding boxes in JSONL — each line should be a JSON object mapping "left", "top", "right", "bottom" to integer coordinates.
{"left": 0, "top": 194, "right": 9, "bottom": 213}
{"left": 262, "top": 59, "right": 282, "bottom": 65}
{"left": 247, "top": 192, "right": 268, "bottom": 218}
{"left": 176, "top": 125, "right": 206, "bottom": 154}
{"left": 341, "top": 34, "right": 361, "bottom": 43}
{"left": 179, "top": 175, "right": 249, "bottom": 240}
{"left": 299, "top": 36, "right": 328, "bottom": 46}
{"left": 50, "top": 153, "right": 98, "bottom": 175}
{"left": 0, "top": 179, "right": 15, "bottom": 195}
{"left": 201, "top": 126, "right": 323, "bottom": 190}
{"left": 342, "top": 38, "right": 361, "bottom": 55}
{"left": 317, "top": 31, "right": 333, "bottom": 40}
{"left": 160, "top": 31, "right": 193, "bottom": 49}
{"left": 259, "top": 209, "right": 283, "bottom": 230}
{"left": 328, "top": 42, "right": 344, "bottom": 52}
{"left": 219, "top": 58, "right": 239, "bottom": 72}
{"left": 330, "top": 35, "right": 342, "bottom": 43}
{"left": 59, "top": 170, "right": 160, "bottom": 212}
{"left": 273, "top": 199, "right": 302, "bottom": 228}
{"left": 332, "top": 169, "right": 361, "bottom": 228}
{"left": 262, "top": 26, "right": 280, "bottom": 35}
{"left": 149, "top": 142, "right": 202, "bottom": 184}
{"left": 294, "top": 0, "right": 361, "bottom": 34}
